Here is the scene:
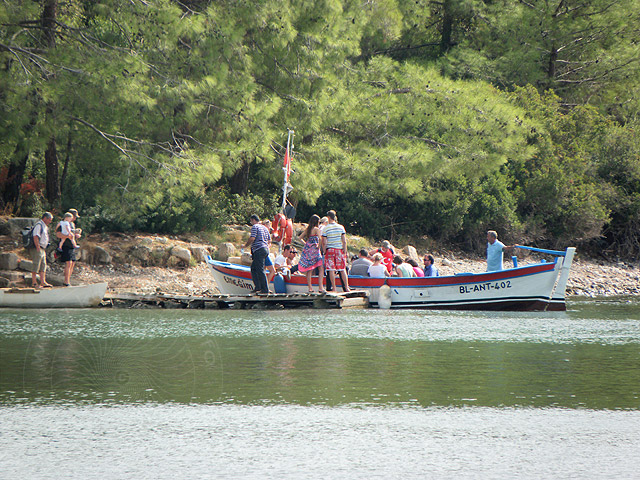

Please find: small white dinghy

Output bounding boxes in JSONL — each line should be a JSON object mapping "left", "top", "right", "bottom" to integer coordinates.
{"left": 0, "top": 283, "right": 108, "bottom": 308}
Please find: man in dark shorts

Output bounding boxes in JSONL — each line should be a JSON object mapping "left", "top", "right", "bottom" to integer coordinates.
{"left": 57, "top": 208, "right": 82, "bottom": 286}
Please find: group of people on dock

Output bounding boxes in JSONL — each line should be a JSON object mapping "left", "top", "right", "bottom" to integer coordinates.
{"left": 243, "top": 210, "right": 443, "bottom": 295}
{"left": 28, "top": 209, "right": 82, "bottom": 288}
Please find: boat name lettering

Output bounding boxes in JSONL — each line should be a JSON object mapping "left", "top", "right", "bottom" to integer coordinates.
{"left": 459, "top": 281, "right": 512, "bottom": 294}
{"left": 223, "top": 275, "right": 253, "bottom": 290}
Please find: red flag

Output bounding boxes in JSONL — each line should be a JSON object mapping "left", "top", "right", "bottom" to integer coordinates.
{"left": 283, "top": 147, "right": 291, "bottom": 183}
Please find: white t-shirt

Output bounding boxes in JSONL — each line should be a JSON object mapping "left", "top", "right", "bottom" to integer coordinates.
{"left": 368, "top": 264, "right": 387, "bottom": 278}
{"left": 274, "top": 254, "right": 287, "bottom": 267}
{"left": 59, "top": 220, "right": 73, "bottom": 236}
{"left": 487, "top": 240, "right": 505, "bottom": 271}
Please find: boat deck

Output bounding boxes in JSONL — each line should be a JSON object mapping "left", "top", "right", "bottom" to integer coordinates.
{"left": 104, "top": 290, "right": 369, "bottom": 310}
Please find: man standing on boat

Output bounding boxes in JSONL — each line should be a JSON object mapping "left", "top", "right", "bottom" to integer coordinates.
{"left": 486, "top": 230, "right": 515, "bottom": 272}
{"left": 321, "top": 210, "right": 350, "bottom": 292}
{"left": 244, "top": 214, "right": 271, "bottom": 294}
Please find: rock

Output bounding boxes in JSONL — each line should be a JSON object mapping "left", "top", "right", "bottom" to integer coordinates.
{"left": 167, "top": 256, "right": 182, "bottom": 268}
{"left": 171, "top": 246, "right": 191, "bottom": 263}
{"left": 131, "top": 245, "right": 152, "bottom": 263}
{"left": 6, "top": 217, "right": 37, "bottom": 236}
{"left": 18, "top": 259, "right": 34, "bottom": 272}
{"left": 402, "top": 245, "right": 419, "bottom": 262}
{"left": 0, "top": 270, "right": 23, "bottom": 282}
{"left": 442, "top": 258, "right": 453, "bottom": 267}
{"left": 0, "top": 276, "right": 9, "bottom": 287}
{"left": 151, "top": 247, "right": 169, "bottom": 266}
{"left": 241, "top": 252, "right": 252, "bottom": 266}
{"left": 138, "top": 237, "right": 153, "bottom": 247}
{"left": 93, "top": 245, "right": 111, "bottom": 265}
{"left": 0, "top": 218, "right": 10, "bottom": 235}
{"left": 155, "top": 236, "right": 169, "bottom": 244}
{"left": 190, "top": 246, "right": 209, "bottom": 263}
{"left": 217, "top": 243, "right": 236, "bottom": 262}
{"left": 0, "top": 252, "right": 19, "bottom": 270}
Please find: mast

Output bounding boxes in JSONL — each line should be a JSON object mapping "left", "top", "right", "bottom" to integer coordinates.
{"left": 281, "top": 129, "right": 294, "bottom": 214}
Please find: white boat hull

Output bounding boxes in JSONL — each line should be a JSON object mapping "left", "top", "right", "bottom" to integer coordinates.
{"left": 207, "top": 247, "right": 575, "bottom": 311}
{"left": 0, "top": 283, "right": 108, "bottom": 308}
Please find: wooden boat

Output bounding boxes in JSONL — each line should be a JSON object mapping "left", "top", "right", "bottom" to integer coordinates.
{"left": 0, "top": 283, "right": 108, "bottom": 308}
{"left": 207, "top": 247, "right": 576, "bottom": 311}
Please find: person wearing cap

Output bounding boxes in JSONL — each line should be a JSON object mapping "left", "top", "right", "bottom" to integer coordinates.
{"left": 369, "top": 240, "right": 395, "bottom": 274}
{"left": 56, "top": 208, "right": 82, "bottom": 286}
{"left": 243, "top": 214, "right": 271, "bottom": 294}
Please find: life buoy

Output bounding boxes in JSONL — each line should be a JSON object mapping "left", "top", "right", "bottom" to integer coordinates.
{"left": 272, "top": 213, "right": 292, "bottom": 245}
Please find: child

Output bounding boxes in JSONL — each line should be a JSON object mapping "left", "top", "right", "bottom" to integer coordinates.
{"left": 58, "top": 212, "right": 80, "bottom": 251}
{"left": 368, "top": 253, "right": 389, "bottom": 278}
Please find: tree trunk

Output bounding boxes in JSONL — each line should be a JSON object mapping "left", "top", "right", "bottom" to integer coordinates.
{"left": 41, "top": 0, "right": 58, "bottom": 48}
{"left": 230, "top": 159, "right": 250, "bottom": 195}
{"left": 42, "top": 0, "right": 59, "bottom": 207}
{"left": 547, "top": 43, "right": 558, "bottom": 82}
{"left": 60, "top": 127, "right": 72, "bottom": 195}
{"left": 1, "top": 154, "right": 29, "bottom": 211}
{"left": 45, "top": 136, "right": 60, "bottom": 206}
{"left": 440, "top": 0, "right": 453, "bottom": 54}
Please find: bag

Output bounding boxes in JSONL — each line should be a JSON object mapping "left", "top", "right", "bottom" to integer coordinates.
{"left": 21, "top": 224, "right": 36, "bottom": 249}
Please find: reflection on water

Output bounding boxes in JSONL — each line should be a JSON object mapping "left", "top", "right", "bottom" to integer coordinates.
{"left": 1, "top": 299, "right": 640, "bottom": 477}
{"left": 1, "top": 300, "right": 639, "bottom": 409}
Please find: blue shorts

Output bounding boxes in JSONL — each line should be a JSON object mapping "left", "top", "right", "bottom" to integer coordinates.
{"left": 265, "top": 255, "right": 273, "bottom": 266}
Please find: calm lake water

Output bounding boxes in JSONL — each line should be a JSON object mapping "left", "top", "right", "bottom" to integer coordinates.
{"left": 2, "top": 297, "right": 640, "bottom": 478}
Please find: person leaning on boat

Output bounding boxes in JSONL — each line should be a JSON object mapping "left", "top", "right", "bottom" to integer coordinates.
{"left": 30, "top": 212, "right": 53, "bottom": 288}
{"left": 486, "top": 230, "right": 516, "bottom": 272}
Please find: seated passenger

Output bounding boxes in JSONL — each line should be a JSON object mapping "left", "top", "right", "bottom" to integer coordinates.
{"left": 350, "top": 249, "right": 373, "bottom": 276}
{"left": 406, "top": 258, "right": 425, "bottom": 277}
{"left": 367, "top": 253, "right": 389, "bottom": 278}
{"left": 369, "top": 240, "right": 394, "bottom": 274}
{"left": 392, "top": 255, "right": 416, "bottom": 277}
{"left": 423, "top": 254, "right": 439, "bottom": 277}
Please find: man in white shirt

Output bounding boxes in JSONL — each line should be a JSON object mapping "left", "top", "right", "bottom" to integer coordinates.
{"left": 30, "top": 212, "right": 53, "bottom": 288}
{"left": 274, "top": 244, "right": 298, "bottom": 279}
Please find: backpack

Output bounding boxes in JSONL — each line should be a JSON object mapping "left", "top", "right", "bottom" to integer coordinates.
{"left": 21, "top": 224, "right": 36, "bottom": 249}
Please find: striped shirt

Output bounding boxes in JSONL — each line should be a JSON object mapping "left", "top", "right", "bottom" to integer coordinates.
{"left": 250, "top": 223, "right": 270, "bottom": 253}
{"left": 322, "top": 222, "right": 346, "bottom": 249}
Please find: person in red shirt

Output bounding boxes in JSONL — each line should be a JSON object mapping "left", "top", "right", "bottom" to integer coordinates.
{"left": 369, "top": 240, "right": 395, "bottom": 273}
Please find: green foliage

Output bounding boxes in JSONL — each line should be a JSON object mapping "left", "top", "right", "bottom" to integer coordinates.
{"left": 1, "top": 0, "right": 639, "bottom": 258}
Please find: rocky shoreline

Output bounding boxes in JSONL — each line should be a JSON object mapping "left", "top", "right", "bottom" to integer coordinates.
{"left": 1, "top": 219, "right": 638, "bottom": 298}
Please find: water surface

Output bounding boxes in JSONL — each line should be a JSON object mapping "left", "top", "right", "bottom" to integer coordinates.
{"left": 2, "top": 297, "right": 640, "bottom": 478}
